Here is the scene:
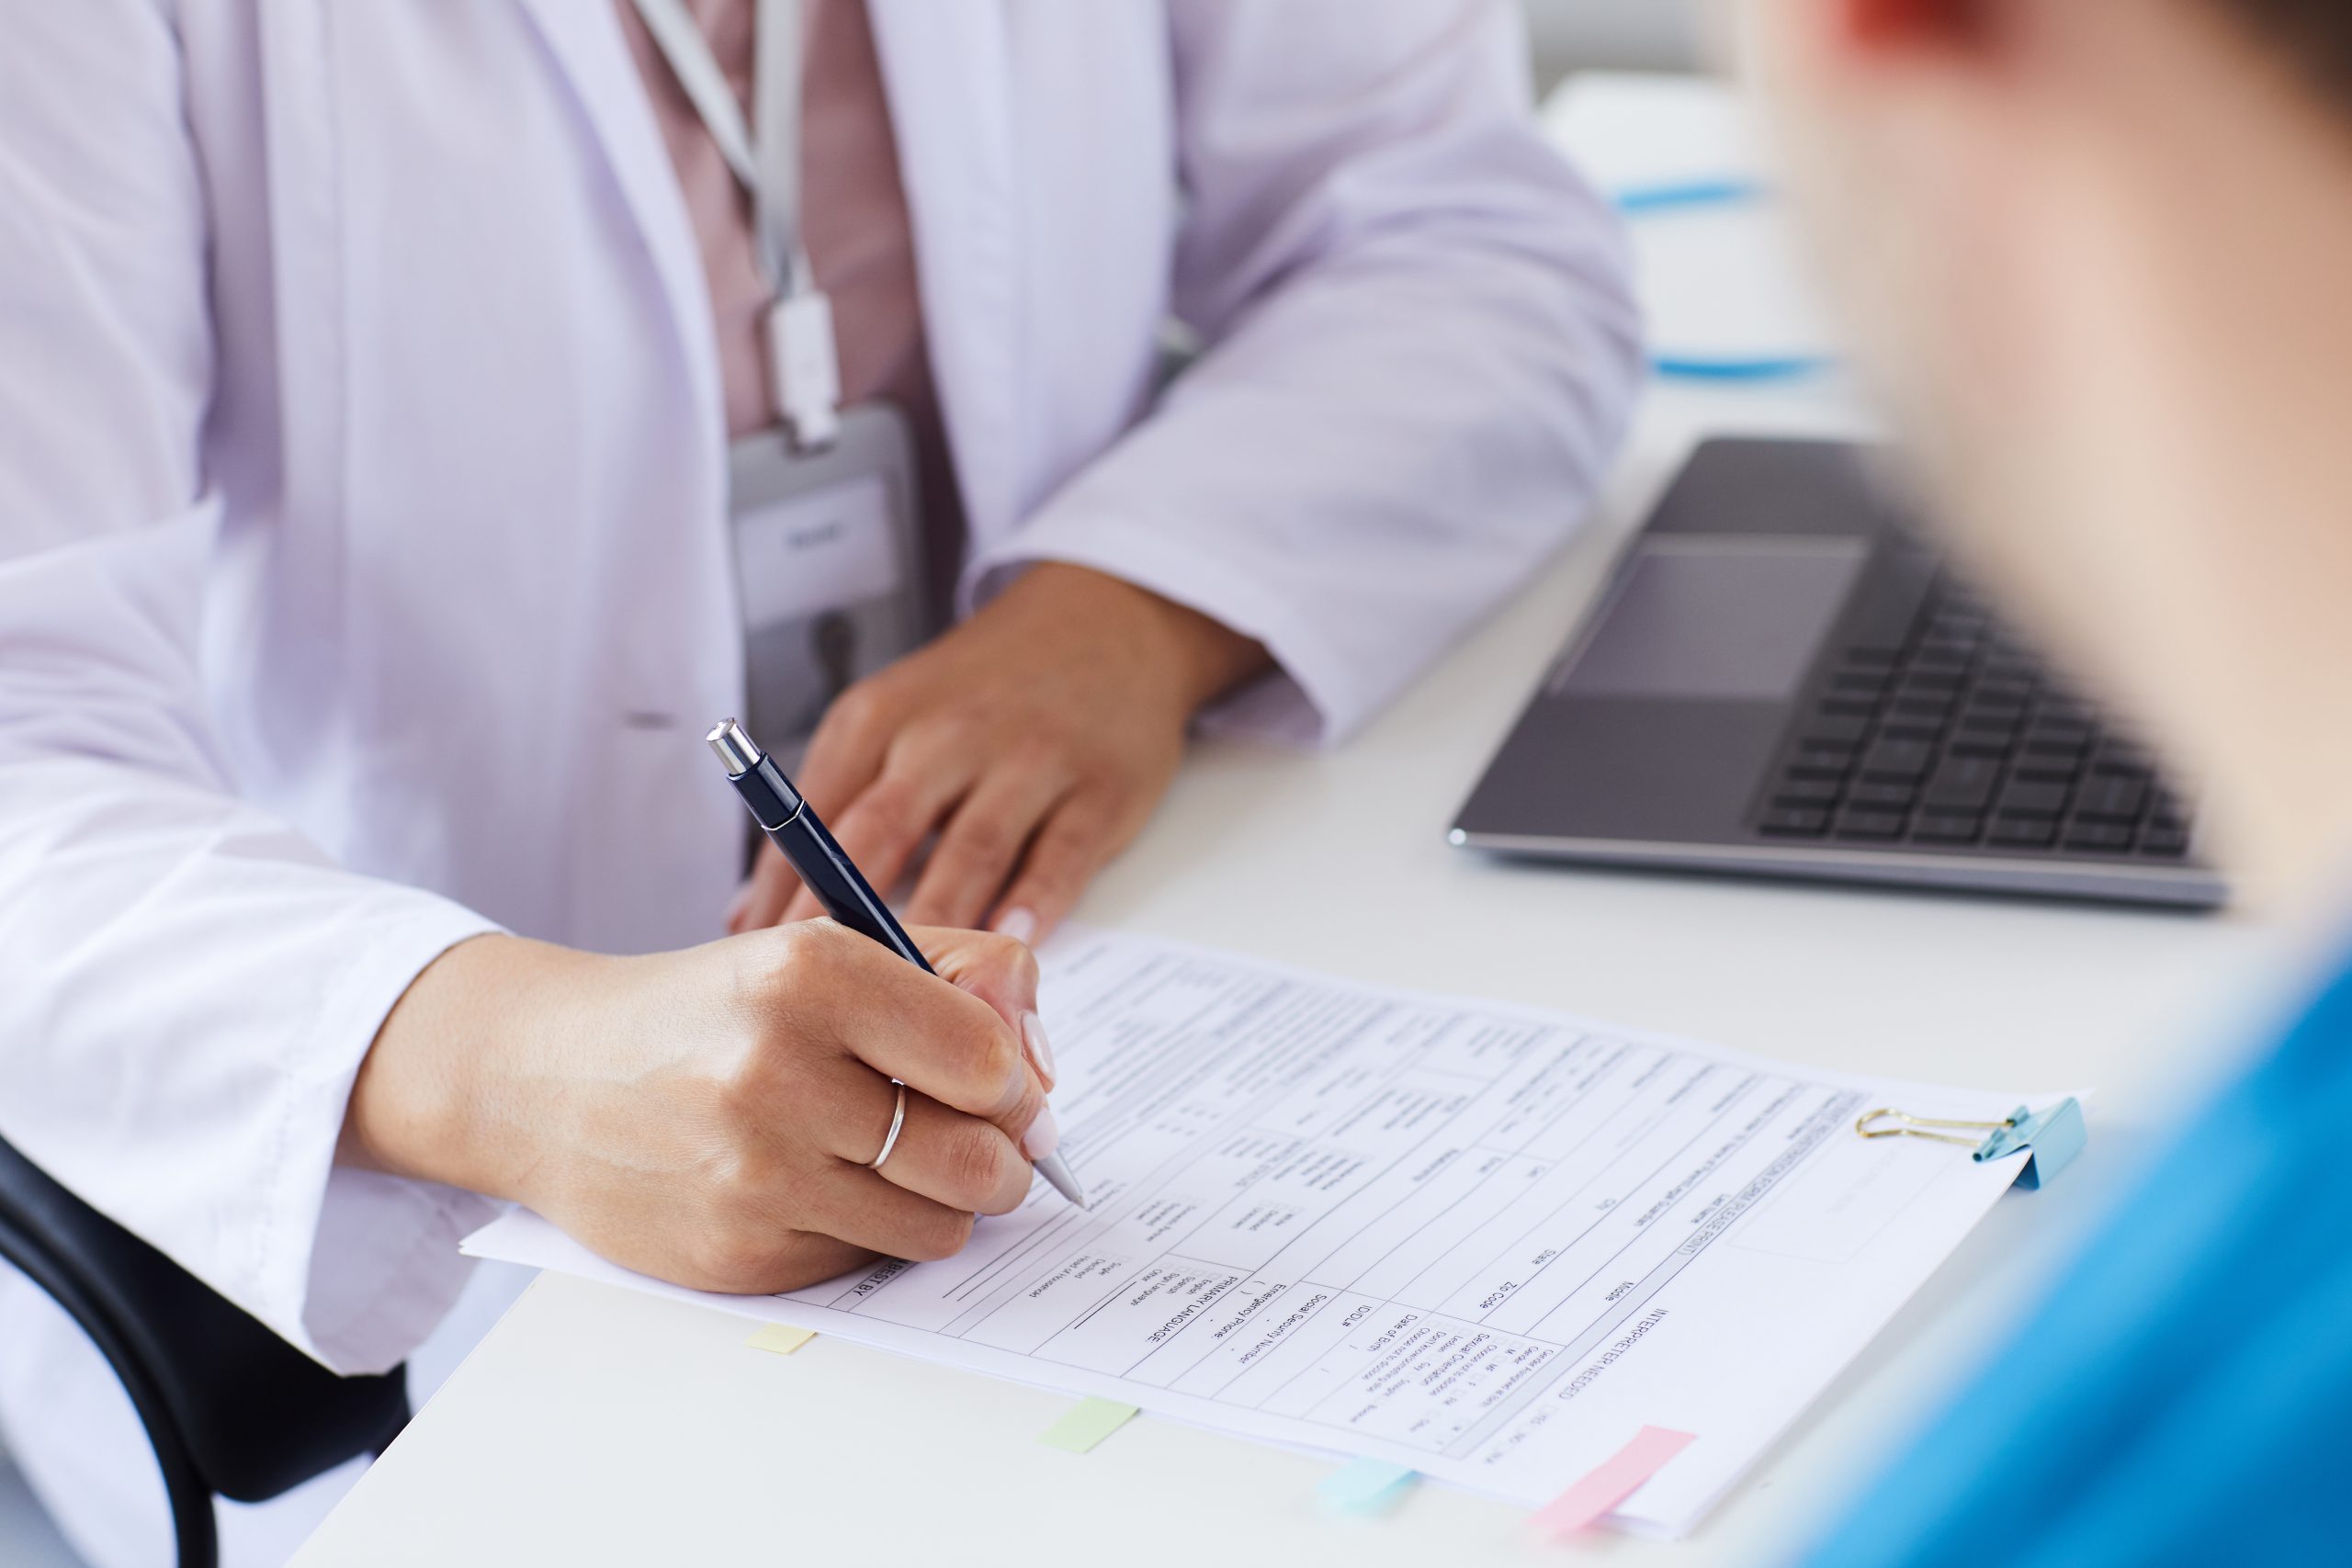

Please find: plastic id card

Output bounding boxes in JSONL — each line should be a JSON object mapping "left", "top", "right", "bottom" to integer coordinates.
{"left": 730, "top": 401, "right": 935, "bottom": 751}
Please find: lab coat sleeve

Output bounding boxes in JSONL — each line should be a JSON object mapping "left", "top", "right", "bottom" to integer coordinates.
{"left": 0, "top": 2, "right": 503, "bottom": 1373}
{"left": 967, "top": 0, "right": 1642, "bottom": 743}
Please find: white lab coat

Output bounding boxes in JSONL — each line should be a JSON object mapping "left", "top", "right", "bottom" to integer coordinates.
{"left": 0, "top": 1, "right": 1636, "bottom": 1561}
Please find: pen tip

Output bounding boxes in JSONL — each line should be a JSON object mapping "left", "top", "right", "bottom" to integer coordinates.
{"left": 1035, "top": 1151, "right": 1089, "bottom": 1210}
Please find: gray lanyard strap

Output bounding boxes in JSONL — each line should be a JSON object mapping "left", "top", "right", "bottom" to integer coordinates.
{"left": 630, "top": 0, "right": 808, "bottom": 296}
{"left": 631, "top": 0, "right": 840, "bottom": 444}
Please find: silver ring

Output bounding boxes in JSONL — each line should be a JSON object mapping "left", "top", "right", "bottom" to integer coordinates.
{"left": 867, "top": 1081, "right": 908, "bottom": 1169}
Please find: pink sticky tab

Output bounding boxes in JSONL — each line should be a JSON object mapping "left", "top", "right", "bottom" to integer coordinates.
{"left": 1530, "top": 1425, "right": 1698, "bottom": 1539}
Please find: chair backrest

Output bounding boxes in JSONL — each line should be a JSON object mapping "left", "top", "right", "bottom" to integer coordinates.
{"left": 0, "top": 1134, "right": 410, "bottom": 1508}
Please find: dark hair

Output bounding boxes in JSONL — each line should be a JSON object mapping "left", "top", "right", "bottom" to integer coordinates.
{"left": 2223, "top": 1, "right": 2352, "bottom": 107}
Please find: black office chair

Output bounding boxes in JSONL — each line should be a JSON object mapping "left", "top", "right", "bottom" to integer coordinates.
{"left": 0, "top": 1134, "right": 410, "bottom": 1568}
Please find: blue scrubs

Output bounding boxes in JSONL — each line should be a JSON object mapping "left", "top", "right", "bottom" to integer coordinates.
{"left": 1800, "top": 950, "right": 2352, "bottom": 1566}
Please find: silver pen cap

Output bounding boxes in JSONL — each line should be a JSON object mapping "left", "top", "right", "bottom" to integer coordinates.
{"left": 706, "top": 718, "right": 761, "bottom": 776}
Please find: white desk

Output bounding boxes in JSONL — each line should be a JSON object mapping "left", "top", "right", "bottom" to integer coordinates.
{"left": 293, "top": 75, "right": 2277, "bottom": 1568}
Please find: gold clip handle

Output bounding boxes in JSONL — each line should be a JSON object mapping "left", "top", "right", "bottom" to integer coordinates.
{"left": 1854, "top": 1106, "right": 2018, "bottom": 1148}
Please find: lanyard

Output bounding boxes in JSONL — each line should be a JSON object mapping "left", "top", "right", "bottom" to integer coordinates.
{"left": 631, "top": 0, "right": 842, "bottom": 448}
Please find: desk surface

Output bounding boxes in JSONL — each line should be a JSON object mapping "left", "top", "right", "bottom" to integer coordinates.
{"left": 294, "top": 75, "right": 2279, "bottom": 1568}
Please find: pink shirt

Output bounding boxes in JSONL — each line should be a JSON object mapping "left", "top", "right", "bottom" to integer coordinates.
{"left": 617, "top": 0, "right": 961, "bottom": 593}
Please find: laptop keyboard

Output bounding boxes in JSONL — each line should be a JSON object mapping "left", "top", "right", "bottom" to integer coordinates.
{"left": 1750, "top": 582, "right": 2196, "bottom": 857}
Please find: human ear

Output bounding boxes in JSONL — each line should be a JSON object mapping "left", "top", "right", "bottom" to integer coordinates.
{"left": 1841, "top": 0, "right": 1995, "bottom": 51}
{"left": 1742, "top": 0, "right": 2013, "bottom": 118}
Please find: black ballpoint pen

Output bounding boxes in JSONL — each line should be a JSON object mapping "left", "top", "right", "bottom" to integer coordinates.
{"left": 706, "top": 718, "right": 1088, "bottom": 1208}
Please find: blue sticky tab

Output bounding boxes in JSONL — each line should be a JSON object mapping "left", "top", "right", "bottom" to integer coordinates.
{"left": 1973, "top": 1098, "right": 2088, "bottom": 1190}
{"left": 1317, "top": 1457, "right": 1418, "bottom": 1517}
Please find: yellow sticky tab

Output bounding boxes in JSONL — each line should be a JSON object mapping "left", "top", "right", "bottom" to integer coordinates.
{"left": 744, "top": 1324, "right": 817, "bottom": 1356}
{"left": 1037, "top": 1397, "right": 1139, "bottom": 1453}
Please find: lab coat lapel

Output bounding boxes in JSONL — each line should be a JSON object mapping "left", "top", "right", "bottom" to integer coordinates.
{"left": 252, "top": 2, "right": 351, "bottom": 696}
{"left": 510, "top": 0, "right": 728, "bottom": 457}
{"left": 865, "top": 0, "right": 1023, "bottom": 552}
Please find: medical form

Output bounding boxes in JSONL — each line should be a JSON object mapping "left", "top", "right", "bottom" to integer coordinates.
{"left": 469, "top": 929, "right": 2052, "bottom": 1536}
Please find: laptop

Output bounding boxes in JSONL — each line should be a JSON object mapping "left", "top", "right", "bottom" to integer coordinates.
{"left": 1451, "top": 437, "right": 2223, "bottom": 908}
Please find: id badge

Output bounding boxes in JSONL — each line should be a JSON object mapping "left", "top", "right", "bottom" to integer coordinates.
{"left": 730, "top": 402, "right": 934, "bottom": 751}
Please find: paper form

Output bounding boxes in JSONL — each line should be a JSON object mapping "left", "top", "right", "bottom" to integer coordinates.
{"left": 466, "top": 929, "right": 2052, "bottom": 1536}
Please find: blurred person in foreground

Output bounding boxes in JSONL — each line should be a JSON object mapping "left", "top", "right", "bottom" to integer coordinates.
{"left": 1746, "top": 0, "right": 2352, "bottom": 1561}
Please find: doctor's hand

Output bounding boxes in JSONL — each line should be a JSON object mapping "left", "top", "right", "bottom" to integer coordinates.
{"left": 342, "top": 922, "right": 1058, "bottom": 1293}
{"left": 730, "top": 562, "right": 1269, "bottom": 942}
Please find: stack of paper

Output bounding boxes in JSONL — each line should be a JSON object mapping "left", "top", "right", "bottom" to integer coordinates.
{"left": 468, "top": 929, "right": 2053, "bottom": 1536}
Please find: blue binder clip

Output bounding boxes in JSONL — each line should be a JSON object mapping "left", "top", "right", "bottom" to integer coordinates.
{"left": 1854, "top": 1099, "right": 2087, "bottom": 1190}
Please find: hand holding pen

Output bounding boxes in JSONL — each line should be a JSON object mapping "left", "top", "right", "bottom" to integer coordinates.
{"left": 709, "top": 719, "right": 1090, "bottom": 1209}
{"left": 347, "top": 859, "right": 1067, "bottom": 1303}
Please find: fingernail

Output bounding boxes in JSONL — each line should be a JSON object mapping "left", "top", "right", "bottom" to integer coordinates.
{"left": 1021, "top": 1011, "right": 1057, "bottom": 1085}
{"left": 724, "top": 882, "right": 754, "bottom": 931}
{"left": 1021, "top": 1101, "right": 1061, "bottom": 1163}
{"left": 994, "top": 907, "right": 1037, "bottom": 945}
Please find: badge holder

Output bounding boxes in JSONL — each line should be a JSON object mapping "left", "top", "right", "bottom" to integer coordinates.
{"left": 729, "top": 404, "right": 933, "bottom": 754}
{"left": 628, "top": 0, "right": 942, "bottom": 756}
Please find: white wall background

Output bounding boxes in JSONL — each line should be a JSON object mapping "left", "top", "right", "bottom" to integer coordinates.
{"left": 1524, "top": 0, "right": 1709, "bottom": 84}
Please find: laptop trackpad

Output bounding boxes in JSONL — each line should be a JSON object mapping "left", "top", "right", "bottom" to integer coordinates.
{"left": 1557, "top": 540, "right": 1870, "bottom": 702}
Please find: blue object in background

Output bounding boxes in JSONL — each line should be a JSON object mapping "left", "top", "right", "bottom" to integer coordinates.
{"left": 1616, "top": 178, "right": 1838, "bottom": 383}
{"left": 1796, "top": 940, "right": 2352, "bottom": 1568}
{"left": 1647, "top": 354, "right": 1838, "bottom": 383}
{"left": 1613, "top": 176, "right": 1770, "bottom": 216}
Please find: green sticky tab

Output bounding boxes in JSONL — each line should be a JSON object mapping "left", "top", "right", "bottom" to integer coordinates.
{"left": 1038, "top": 1397, "right": 1140, "bottom": 1453}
